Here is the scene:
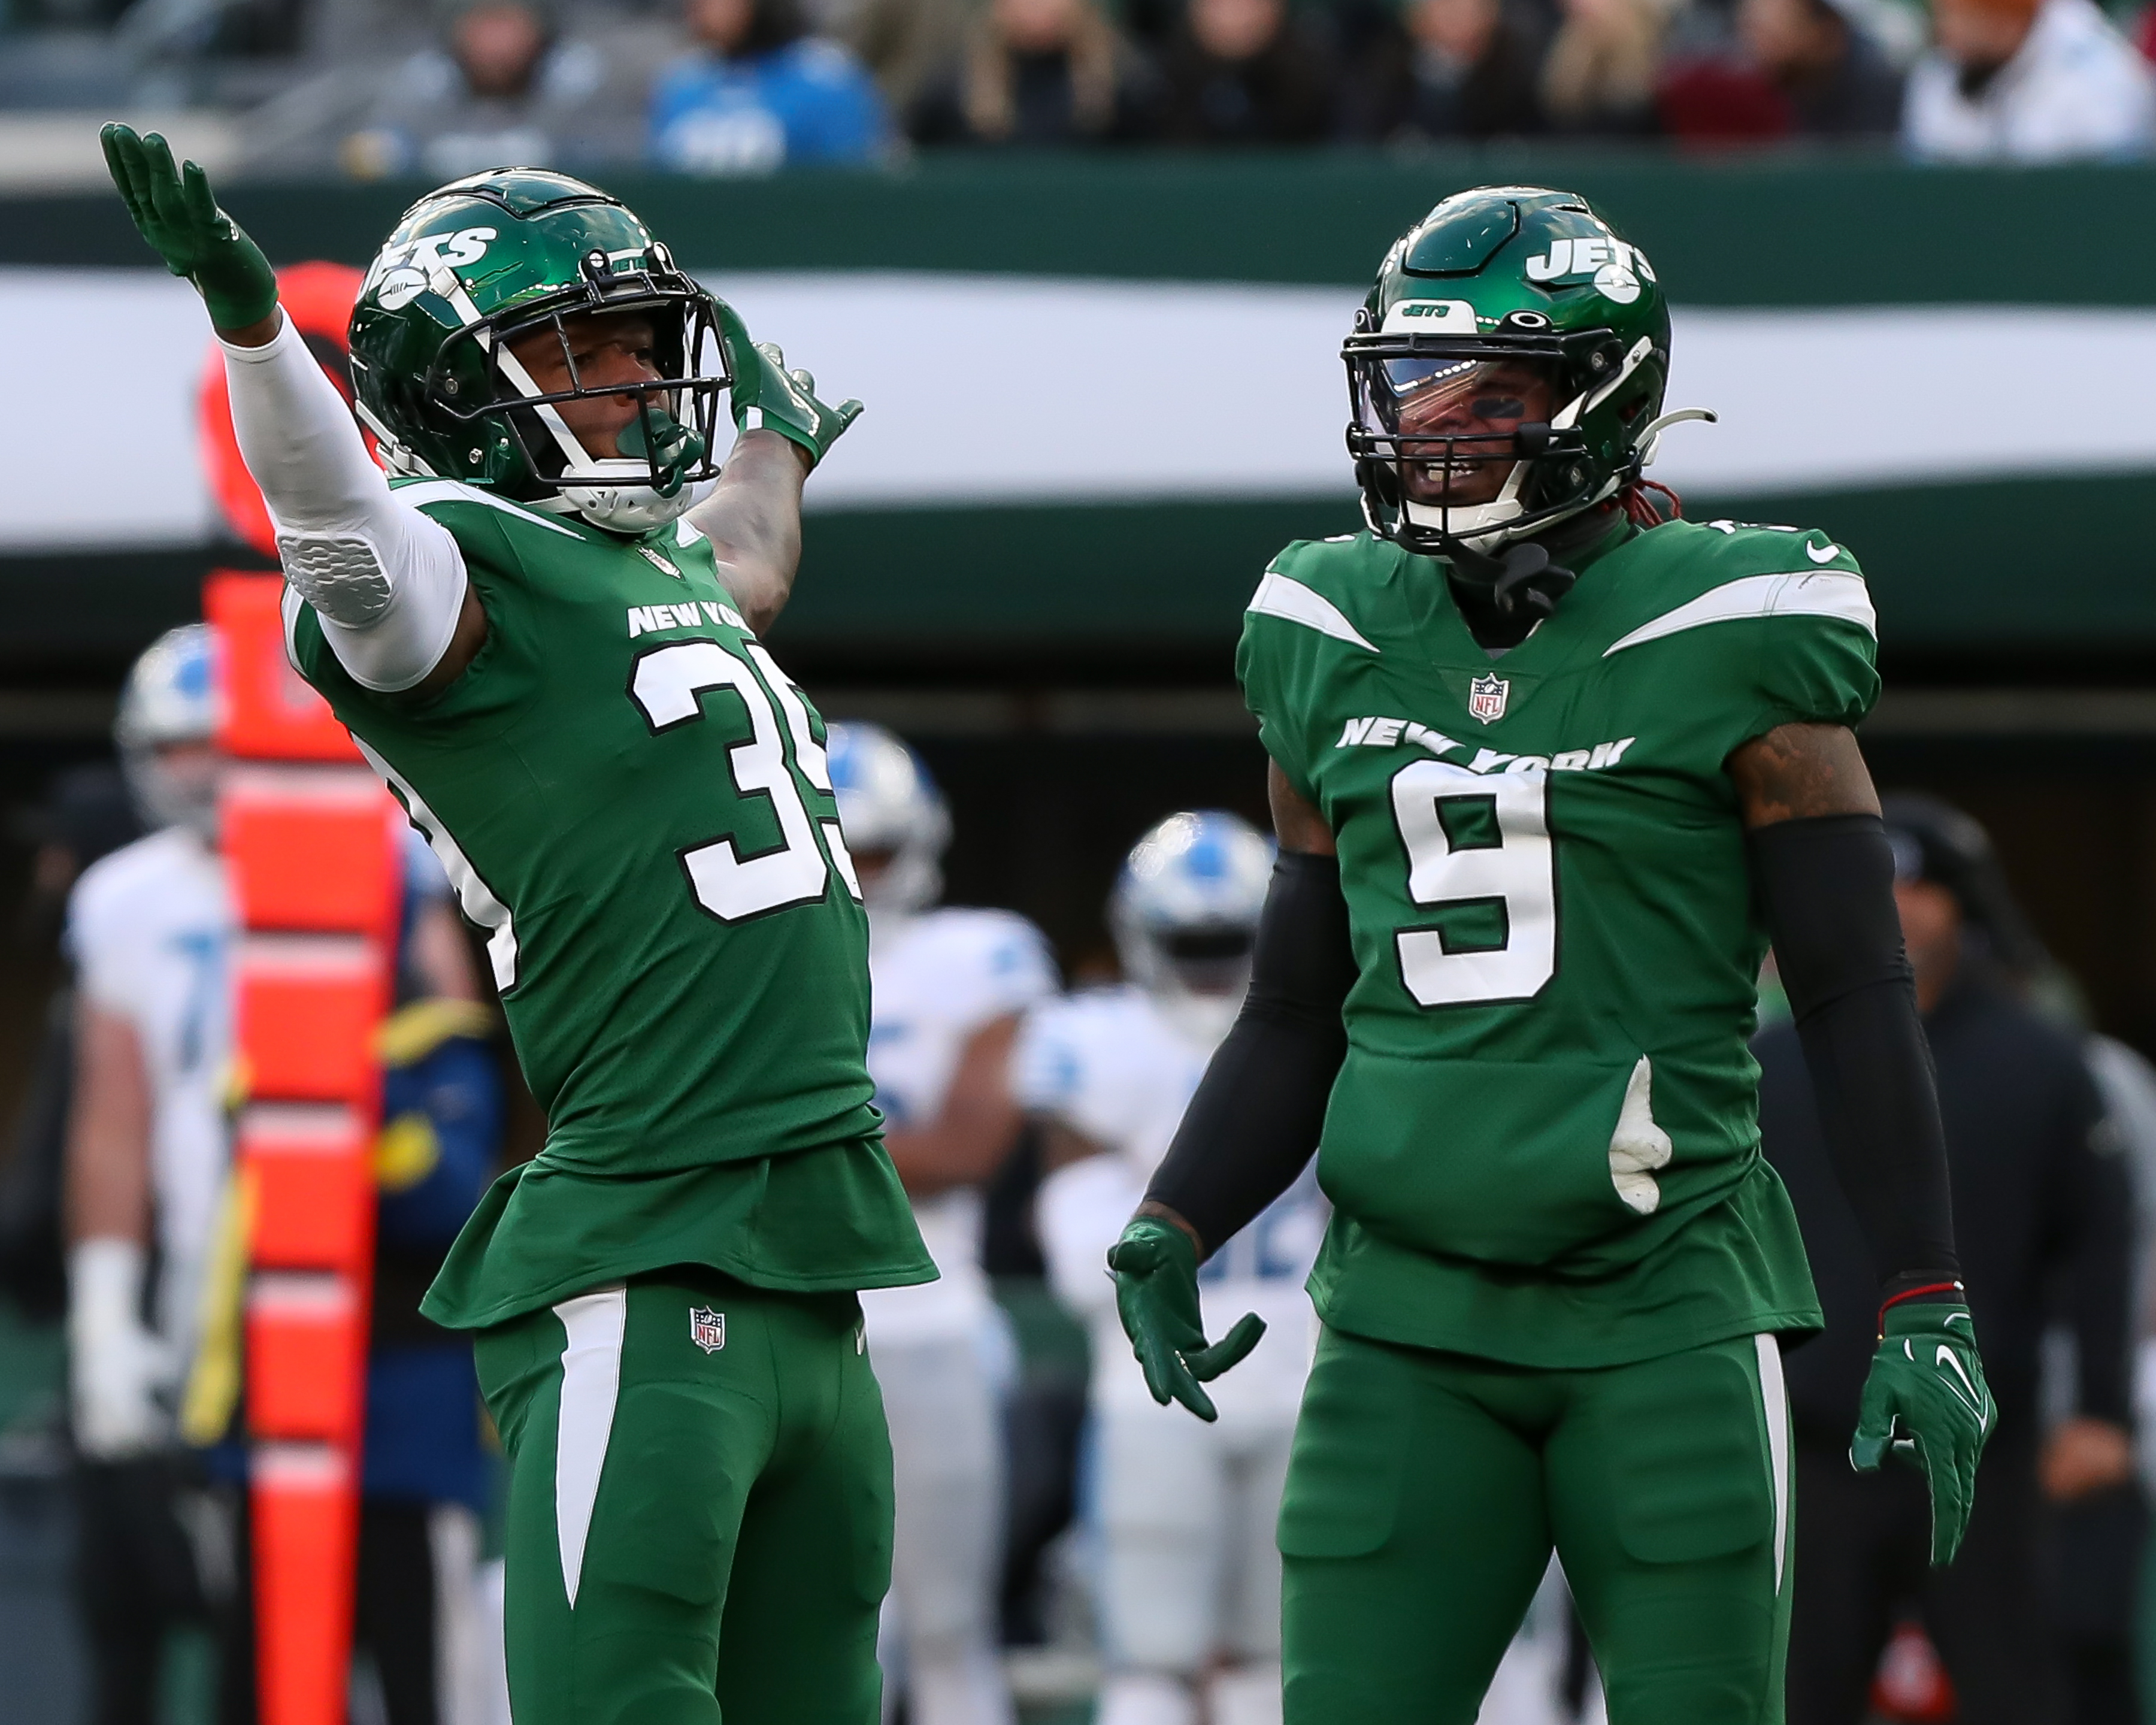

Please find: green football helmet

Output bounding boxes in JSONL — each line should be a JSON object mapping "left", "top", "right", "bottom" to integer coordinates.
{"left": 1345, "top": 186, "right": 1708, "bottom": 580}
{"left": 348, "top": 168, "right": 729, "bottom": 534}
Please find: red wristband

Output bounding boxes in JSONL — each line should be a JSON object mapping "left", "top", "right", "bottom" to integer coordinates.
{"left": 1876, "top": 1280, "right": 1964, "bottom": 1336}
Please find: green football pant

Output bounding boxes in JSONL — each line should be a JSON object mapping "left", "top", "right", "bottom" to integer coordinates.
{"left": 1279, "top": 1325, "right": 1793, "bottom": 1725}
{"left": 473, "top": 1270, "right": 894, "bottom": 1725}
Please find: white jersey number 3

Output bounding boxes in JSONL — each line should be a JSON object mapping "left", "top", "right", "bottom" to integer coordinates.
{"left": 630, "top": 639, "right": 862, "bottom": 921}
{"left": 1389, "top": 758, "right": 1556, "bottom": 1006}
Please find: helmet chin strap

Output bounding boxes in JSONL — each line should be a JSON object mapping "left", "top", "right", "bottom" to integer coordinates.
{"left": 1446, "top": 538, "right": 1579, "bottom": 621}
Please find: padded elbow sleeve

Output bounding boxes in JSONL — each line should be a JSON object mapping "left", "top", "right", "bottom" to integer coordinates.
{"left": 1144, "top": 851, "right": 1357, "bottom": 1257}
{"left": 1748, "top": 814, "right": 1960, "bottom": 1285}
{"left": 228, "top": 319, "right": 471, "bottom": 694}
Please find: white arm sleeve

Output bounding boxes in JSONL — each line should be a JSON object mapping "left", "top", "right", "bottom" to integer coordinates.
{"left": 223, "top": 316, "right": 470, "bottom": 693}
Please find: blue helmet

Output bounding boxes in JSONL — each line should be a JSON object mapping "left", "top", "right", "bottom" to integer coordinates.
{"left": 825, "top": 721, "right": 950, "bottom": 916}
{"left": 114, "top": 624, "right": 219, "bottom": 836}
{"left": 1111, "top": 810, "right": 1274, "bottom": 1039}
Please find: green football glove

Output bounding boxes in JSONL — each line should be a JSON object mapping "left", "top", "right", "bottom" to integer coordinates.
{"left": 101, "top": 123, "right": 278, "bottom": 334}
{"left": 1107, "top": 1216, "right": 1265, "bottom": 1423}
{"left": 1851, "top": 1297, "right": 1994, "bottom": 1566}
{"left": 713, "top": 300, "right": 862, "bottom": 470}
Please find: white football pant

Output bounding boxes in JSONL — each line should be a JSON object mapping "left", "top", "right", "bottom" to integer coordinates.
{"left": 1091, "top": 1393, "right": 1294, "bottom": 1725}
{"left": 875, "top": 1331, "right": 1013, "bottom": 1725}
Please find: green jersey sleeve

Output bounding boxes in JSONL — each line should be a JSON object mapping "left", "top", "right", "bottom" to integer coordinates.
{"left": 1600, "top": 522, "right": 1882, "bottom": 768}
{"left": 1748, "top": 587, "right": 1881, "bottom": 740}
{"left": 1237, "top": 538, "right": 1373, "bottom": 802}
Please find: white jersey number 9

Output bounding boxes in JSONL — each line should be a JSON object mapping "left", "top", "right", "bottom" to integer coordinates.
{"left": 630, "top": 639, "right": 861, "bottom": 921}
{"left": 1389, "top": 758, "right": 1557, "bottom": 1007}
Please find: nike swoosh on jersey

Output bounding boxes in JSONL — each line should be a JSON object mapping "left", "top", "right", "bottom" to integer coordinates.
{"left": 1805, "top": 540, "right": 1842, "bottom": 564}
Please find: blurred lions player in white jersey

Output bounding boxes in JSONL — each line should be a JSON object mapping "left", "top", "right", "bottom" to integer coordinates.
{"left": 834, "top": 724, "right": 1059, "bottom": 1725}
{"left": 64, "top": 626, "right": 234, "bottom": 1725}
{"left": 1016, "top": 812, "right": 1327, "bottom": 1725}
{"left": 68, "top": 627, "right": 229, "bottom": 1466}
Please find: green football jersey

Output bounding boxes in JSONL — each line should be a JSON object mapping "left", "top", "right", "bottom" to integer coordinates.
{"left": 288, "top": 479, "right": 932, "bottom": 1329}
{"left": 1240, "top": 516, "right": 1881, "bottom": 1369}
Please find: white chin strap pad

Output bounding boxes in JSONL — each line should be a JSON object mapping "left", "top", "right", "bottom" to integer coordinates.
{"left": 1401, "top": 453, "right": 1531, "bottom": 548}
{"left": 565, "top": 476, "right": 716, "bottom": 534}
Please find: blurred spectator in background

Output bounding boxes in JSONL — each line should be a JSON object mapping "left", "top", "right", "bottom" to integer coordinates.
{"left": 331, "top": 0, "right": 653, "bottom": 180}
{"left": 1657, "top": 0, "right": 1901, "bottom": 140}
{"left": 1736, "top": 0, "right": 1903, "bottom": 129}
{"left": 650, "top": 0, "right": 891, "bottom": 172}
{"left": 843, "top": 0, "right": 976, "bottom": 114}
{"left": 1537, "top": 0, "right": 1677, "bottom": 132}
{"left": 1761, "top": 793, "right": 2137, "bottom": 1725}
{"left": 1155, "top": 0, "right": 1339, "bottom": 144}
{"left": 1903, "top": 0, "right": 2156, "bottom": 158}
{"left": 1342, "top": 0, "right": 1548, "bottom": 141}
{"left": 908, "top": 0, "right": 1162, "bottom": 145}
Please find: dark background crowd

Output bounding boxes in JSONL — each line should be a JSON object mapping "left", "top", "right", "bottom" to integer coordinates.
{"left": 2, "top": 0, "right": 2154, "bottom": 178}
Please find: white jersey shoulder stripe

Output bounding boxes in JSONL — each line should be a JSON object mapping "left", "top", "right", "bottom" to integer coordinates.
{"left": 352, "top": 736, "right": 520, "bottom": 992}
{"left": 390, "top": 478, "right": 585, "bottom": 540}
{"left": 1246, "top": 570, "right": 1379, "bottom": 653}
{"left": 1602, "top": 570, "right": 1875, "bottom": 658}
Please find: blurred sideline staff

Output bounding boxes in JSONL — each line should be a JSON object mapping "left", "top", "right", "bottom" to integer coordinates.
{"left": 65, "top": 625, "right": 505, "bottom": 1725}
{"left": 837, "top": 723, "right": 1057, "bottom": 1725}
{"left": 1017, "top": 812, "right": 1326, "bottom": 1725}
{"left": 0, "top": 765, "right": 141, "bottom": 1325}
{"left": 1759, "top": 792, "right": 2138, "bottom": 1725}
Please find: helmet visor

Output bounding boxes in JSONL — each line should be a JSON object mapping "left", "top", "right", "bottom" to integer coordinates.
{"left": 1358, "top": 353, "right": 1560, "bottom": 510}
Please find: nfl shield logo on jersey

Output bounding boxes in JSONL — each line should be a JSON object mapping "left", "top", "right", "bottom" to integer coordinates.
{"left": 689, "top": 1307, "right": 726, "bottom": 1354}
{"left": 1468, "top": 673, "right": 1510, "bottom": 724}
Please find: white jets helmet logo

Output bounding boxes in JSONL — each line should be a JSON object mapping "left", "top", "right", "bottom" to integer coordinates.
{"left": 365, "top": 226, "right": 498, "bottom": 310}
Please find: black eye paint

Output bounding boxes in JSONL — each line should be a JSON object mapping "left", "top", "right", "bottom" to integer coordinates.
{"left": 1473, "top": 397, "right": 1528, "bottom": 419}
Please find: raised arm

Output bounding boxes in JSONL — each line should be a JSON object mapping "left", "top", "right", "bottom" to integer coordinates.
{"left": 688, "top": 315, "right": 862, "bottom": 635}
{"left": 102, "top": 125, "right": 473, "bottom": 695}
{"left": 1732, "top": 720, "right": 1993, "bottom": 1563}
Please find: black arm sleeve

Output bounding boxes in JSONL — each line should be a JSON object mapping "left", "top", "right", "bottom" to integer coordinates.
{"left": 1144, "top": 851, "right": 1358, "bottom": 1257}
{"left": 1747, "top": 813, "right": 1961, "bottom": 1290}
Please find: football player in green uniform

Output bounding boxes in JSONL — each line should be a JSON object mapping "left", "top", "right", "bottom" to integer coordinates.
{"left": 1106, "top": 186, "right": 1997, "bottom": 1724}
{"left": 102, "top": 126, "right": 933, "bottom": 1725}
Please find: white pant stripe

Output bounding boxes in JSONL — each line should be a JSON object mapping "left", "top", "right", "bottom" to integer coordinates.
{"left": 1755, "top": 1332, "right": 1791, "bottom": 1595}
{"left": 552, "top": 1286, "right": 628, "bottom": 1611}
